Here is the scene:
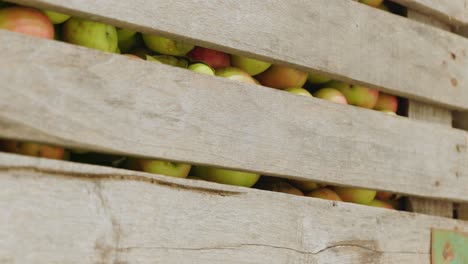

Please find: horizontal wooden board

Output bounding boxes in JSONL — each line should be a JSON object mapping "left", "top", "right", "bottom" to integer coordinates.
{"left": 0, "top": 153, "right": 467, "bottom": 264}
{"left": 6, "top": 0, "right": 468, "bottom": 110}
{"left": 0, "top": 31, "right": 467, "bottom": 203}
{"left": 392, "top": 0, "right": 468, "bottom": 26}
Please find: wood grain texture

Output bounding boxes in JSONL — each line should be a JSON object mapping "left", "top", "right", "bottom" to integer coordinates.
{"left": 0, "top": 31, "right": 468, "bottom": 202}
{"left": 6, "top": 0, "right": 468, "bottom": 110}
{"left": 391, "top": 0, "right": 468, "bottom": 27}
{"left": 0, "top": 152, "right": 467, "bottom": 264}
{"left": 459, "top": 204, "right": 468, "bottom": 220}
{"left": 404, "top": 11, "right": 454, "bottom": 218}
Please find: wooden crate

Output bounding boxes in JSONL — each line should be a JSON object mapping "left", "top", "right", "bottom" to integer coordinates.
{"left": 1, "top": 0, "right": 468, "bottom": 263}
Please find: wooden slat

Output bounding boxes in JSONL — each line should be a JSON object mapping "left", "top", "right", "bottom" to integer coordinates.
{"left": 0, "top": 153, "right": 467, "bottom": 264}
{"left": 392, "top": 0, "right": 468, "bottom": 27}
{"left": 405, "top": 12, "right": 454, "bottom": 218}
{"left": 5, "top": 0, "right": 468, "bottom": 110}
{"left": 0, "top": 31, "right": 468, "bottom": 202}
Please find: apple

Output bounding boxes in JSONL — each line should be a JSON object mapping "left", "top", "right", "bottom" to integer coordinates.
{"left": 62, "top": 17, "right": 118, "bottom": 52}
{"left": 188, "top": 63, "right": 215, "bottom": 75}
{"left": 146, "top": 55, "right": 188, "bottom": 68}
{"left": 215, "top": 67, "right": 257, "bottom": 84}
{"left": 313, "top": 88, "right": 348, "bottom": 105}
{"left": 374, "top": 93, "right": 398, "bottom": 113}
{"left": 326, "top": 81, "right": 379, "bottom": 108}
{"left": 43, "top": 10, "right": 70, "bottom": 24}
{"left": 376, "top": 191, "right": 395, "bottom": 201}
{"left": 307, "top": 73, "right": 331, "bottom": 84}
{"left": 333, "top": 187, "right": 376, "bottom": 205}
{"left": 230, "top": 55, "right": 271, "bottom": 76}
{"left": 369, "top": 199, "right": 395, "bottom": 210}
{"left": 188, "top": 47, "right": 230, "bottom": 69}
{"left": 129, "top": 47, "right": 152, "bottom": 59}
{"left": 123, "top": 54, "right": 142, "bottom": 59}
{"left": 143, "top": 34, "right": 193, "bottom": 56}
{"left": 257, "top": 178, "right": 304, "bottom": 196}
{"left": 377, "top": 4, "right": 390, "bottom": 12}
{"left": 285, "top": 87, "right": 312, "bottom": 97}
{"left": 191, "top": 166, "right": 260, "bottom": 187}
{"left": 255, "top": 64, "right": 308, "bottom": 90}
{"left": 125, "top": 158, "right": 191, "bottom": 178}
{"left": 0, "top": 7, "right": 54, "bottom": 39}
{"left": 307, "top": 188, "right": 342, "bottom": 201}
{"left": 359, "top": 0, "right": 383, "bottom": 7}
{"left": 290, "top": 180, "right": 320, "bottom": 192}
{"left": 117, "top": 28, "right": 142, "bottom": 53}
{"left": 2, "top": 140, "right": 67, "bottom": 160}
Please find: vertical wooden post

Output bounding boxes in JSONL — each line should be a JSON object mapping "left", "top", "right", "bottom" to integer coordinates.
{"left": 405, "top": 10, "right": 453, "bottom": 218}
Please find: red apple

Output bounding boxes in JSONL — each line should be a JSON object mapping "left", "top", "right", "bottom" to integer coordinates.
{"left": 359, "top": 0, "right": 384, "bottom": 7}
{"left": 376, "top": 191, "right": 395, "bottom": 201}
{"left": 188, "top": 47, "right": 230, "bottom": 69}
{"left": 255, "top": 65, "right": 308, "bottom": 90}
{"left": 216, "top": 67, "right": 257, "bottom": 84}
{"left": 374, "top": 93, "right": 398, "bottom": 113}
{"left": 326, "top": 81, "right": 379, "bottom": 108}
{"left": 307, "top": 188, "right": 342, "bottom": 201}
{"left": 2, "top": 140, "right": 66, "bottom": 160}
{"left": 285, "top": 87, "right": 312, "bottom": 97}
{"left": 369, "top": 199, "right": 395, "bottom": 210}
{"left": 0, "top": 7, "right": 54, "bottom": 39}
{"left": 290, "top": 180, "right": 321, "bottom": 192}
{"left": 333, "top": 187, "right": 376, "bottom": 205}
{"left": 313, "top": 88, "right": 348, "bottom": 105}
{"left": 126, "top": 158, "right": 191, "bottom": 178}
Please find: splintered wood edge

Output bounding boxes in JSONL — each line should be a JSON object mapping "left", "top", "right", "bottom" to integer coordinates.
{"left": 0, "top": 152, "right": 467, "bottom": 263}
{"left": 0, "top": 31, "right": 467, "bottom": 202}
{"left": 5, "top": 0, "right": 468, "bottom": 110}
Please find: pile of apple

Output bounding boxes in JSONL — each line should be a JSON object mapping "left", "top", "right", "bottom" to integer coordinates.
{"left": 0, "top": 2, "right": 401, "bottom": 210}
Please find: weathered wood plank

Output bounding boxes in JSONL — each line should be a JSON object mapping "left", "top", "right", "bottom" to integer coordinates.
{"left": 6, "top": 0, "right": 468, "bottom": 110}
{"left": 405, "top": 12, "right": 454, "bottom": 218}
{"left": 0, "top": 31, "right": 467, "bottom": 202}
{"left": 0, "top": 153, "right": 467, "bottom": 264}
{"left": 392, "top": 0, "right": 468, "bottom": 27}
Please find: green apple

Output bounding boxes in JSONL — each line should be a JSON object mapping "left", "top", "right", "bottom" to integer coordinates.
{"left": 306, "top": 188, "right": 342, "bottom": 201}
{"left": 143, "top": 34, "right": 193, "bottom": 56}
{"left": 188, "top": 63, "right": 215, "bottom": 75}
{"left": 326, "top": 81, "right": 379, "bottom": 108}
{"left": 146, "top": 55, "right": 188, "bottom": 68}
{"left": 374, "top": 93, "right": 398, "bottom": 113}
{"left": 307, "top": 73, "right": 331, "bottom": 84}
{"left": 359, "top": 0, "right": 383, "bottom": 7}
{"left": 2, "top": 140, "right": 67, "bottom": 160}
{"left": 255, "top": 64, "right": 308, "bottom": 89}
{"left": 285, "top": 87, "right": 312, "bottom": 97}
{"left": 230, "top": 55, "right": 271, "bottom": 76}
{"left": 43, "top": 10, "right": 70, "bottom": 24}
{"left": 369, "top": 199, "right": 395, "bottom": 210}
{"left": 126, "top": 158, "right": 191, "bottom": 178}
{"left": 313, "top": 88, "right": 348, "bottom": 105}
{"left": 62, "top": 17, "right": 118, "bottom": 52}
{"left": 333, "top": 187, "right": 376, "bottom": 205}
{"left": 191, "top": 166, "right": 260, "bottom": 187}
{"left": 215, "top": 67, "right": 257, "bottom": 84}
{"left": 117, "top": 28, "right": 142, "bottom": 53}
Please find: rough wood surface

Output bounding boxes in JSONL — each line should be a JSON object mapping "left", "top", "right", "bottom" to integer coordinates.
{"left": 0, "top": 31, "right": 468, "bottom": 202}
{"left": 392, "top": 0, "right": 468, "bottom": 27}
{"left": 0, "top": 152, "right": 467, "bottom": 264}
{"left": 405, "top": 11, "right": 454, "bottom": 218}
{"left": 6, "top": 0, "right": 468, "bottom": 110}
